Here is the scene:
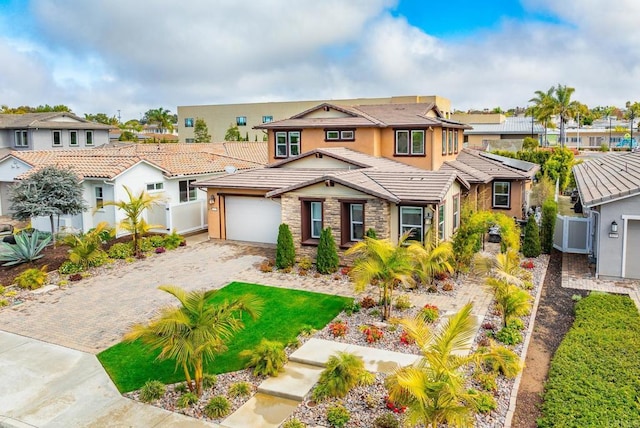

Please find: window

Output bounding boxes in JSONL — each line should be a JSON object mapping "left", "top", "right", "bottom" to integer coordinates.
{"left": 185, "top": 138, "right": 195, "bottom": 143}
{"left": 85, "top": 131, "right": 93, "bottom": 146}
{"left": 301, "top": 199, "right": 324, "bottom": 243}
{"left": 438, "top": 204, "right": 445, "bottom": 240}
{"left": 95, "top": 187, "right": 104, "bottom": 209}
{"left": 448, "top": 130, "right": 453, "bottom": 154}
{"left": 275, "top": 131, "right": 301, "bottom": 158}
{"left": 146, "top": 182, "right": 164, "bottom": 192}
{"left": 179, "top": 179, "right": 197, "bottom": 203}
{"left": 493, "top": 181, "right": 511, "bottom": 208}
{"left": 441, "top": 129, "right": 447, "bottom": 155}
{"left": 454, "top": 130, "right": 459, "bottom": 153}
{"left": 395, "top": 130, "right": 424, "bottom": 155}
{"left": 262, "top": 115, "right": 273, "bottom": 123}
{"left": 236, "top": 116, "right": 247, "bottom": 126}
{"left": 15, "top": 130, "right": 28, "bottom": 147}
{"left": 70, "top": 130, "right": 78, "bottom": 146}
{"left": 349, "top": 203, "right": 364, "bottom": 241}
{"left": 325, "top": 129, "right": 355, "bottom": 141}
{"left": 400, "top": 206, "right": 423, "bottom": 242}
{"left": 452, "top": 194, "right": 460, "bottom": 231}
{"left": 52, "top": 130, "right": 61, "bottom": 146}
{"left": 184, "top": 118, "right": 194, "bottom": 127}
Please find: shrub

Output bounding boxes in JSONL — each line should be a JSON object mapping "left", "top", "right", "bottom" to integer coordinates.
{"left": 0, "top": 285, "right": 4, "bottom": 295}
{"left": 473, "top": 370, "right": 498, "bottom": 392}
{"left": 470, "top": 389, "right": 497, "bottom": 413}
{"left": 0, "top": 299, "right": 8, "bottom": 307}
{"left": 276, "top": 223, "right": 296, "bottom": 269}
{"left": 174, "top": 382, "right": 188, "bottom": 394}
{"left": 373, "top": 413, "right": 400, "bottom": 428}
{"left": 399, "top": 330, "right": 415, "bottom": 345}
{"left": 154, "top": 246, "right": 166, "bottom": 254}
{"left": 359, "top": 325, "right": 384, "bottom": 343}
{"left": 108, "top": 242, "right": 134, "bottom": 259}
{"left": 147, "top": 235, "right": 165, "bottom": 248}
{"left": 482, "top": 322, "right": 496, "bottom": 330}
{"left": 312, "top": 352, "right": 368, "bottom": 401}
{"left": 507, "top": 318, "right": 525, "bottom": 330}
{"left": 139, "top": 380, "right": 166, "bottom": 402}
{"left": 68, "top": 273, "right": 83, "bottom": 282}
{"left": 343, "top": 300, "right": 361, "bottom": 316}
{"left": 420, "top": 304, "right": 439, "bottom": 323}
{"left": 15, "top": 266, "right": 48, "bottom": 290}
{"left": 298, "top": 256, "right": 312, "bottom": 270}
{"left": 360, "top": 296, "right": 377, "bottom": 309}
{"left": 364, "top": 393, "right": 379, "bottom": 409}
{"left": 496, "top": 326, "right": 523, "bottom": 345}
{"left": 259, "top": 260, "right": 273, "bottom": 273}
{"left": 316, "top": 227, "right": 339, "bottom": 274}
{"left": 0, "top": 230, "right": 51, "bottom": 267}
{"left": 59, "top": 260, "right": 84, "bottom": 274}
{"left": 64, "top": 223, "right": 111, "bottom": 269}
{"left": 326, "top": 404, "right": 350, "bottom": 428}
{"left": 282, "top": 418, "right": 306, "bottom": 428}
{"left": 394, "top": 294, "right": 412, "bottom": 310}
{"left": 442, "top": 282, "right": 454, "bottom": 292}
{"left": 176, "top": 392, "right": 198, "bottom": 408}
{"left": 202, "top": 373, "right": 218, "bottom": 389}
{"left": 365, "top": 228, "right": 377, "bottom": 239}
{"left": 329, "top": 320, "right": 348, "bottom": 337}
{"left": 240, "top": 339, "right": 287, "bottom": 377}
{"left": 540, "top": 198, "right": 558, "bottom": 254}
{"left": 204, "top": 395, "right": 230, "bottom": 418}
{"left": 162, "top": 230, "right": 184, "bottom": 249}
{"left": 522, "top": 215, "right": 541, "bottom": 258}
{"left": 228, "top": 381, "right": 251, "bottom": 398}
{"left": 139, "top": 237, "right": 154, "bottom": 253}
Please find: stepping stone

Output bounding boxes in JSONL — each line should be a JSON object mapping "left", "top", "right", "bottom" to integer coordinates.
{"left": 257, "top": 362, "right": 323, "bottom": 401}
{"left": 343, "top": 345, "right": 421, "bottom": 374}
{"left": 221, "top": 393, "right": 299, "bottom": 428}
{"left": 289, "top": 338, "right": 349, "bottom": 367}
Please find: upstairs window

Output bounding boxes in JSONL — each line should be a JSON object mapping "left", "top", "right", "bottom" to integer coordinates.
{"left": 262, "top": 115, "right": 273, "bottom": 123}
{"left": 236, "top": 116, "right": 247, "bottom": 126}
{"left": 441, "top": 129, "right": 447, "bottom": 155}
{"left": 184, "top": 118, "right": 194, "bottom": 127}
{"left": 179, "top": 179, "right": 197, "bottom": 202}
{"left": 325, "top": 129, "right": 355, "bottom": 141}
{"left": 395, "top": 130, "right": 424, "bottom": 155}
{"left": 15, "top": 130, "right": 28, "bottom": 147}
{"left": 454, "top": 130, "right": 459, "bottom": 153}
{"left": 52, "top": 130, "right": 62, "bottom": 147}
{"left": 85, "top": 130, "right": 93, "bottom": 146}
{"left": 146, "top": 182, "right": 164, "bottom": 192}
{"left": 275, "top": 131, "right": 301, "bottom": 158}
{"left": 70, "top": 130, "right": 78, "bottom": 146}
{"left": 448, "top": 130, "right": 453, "bottom": 154}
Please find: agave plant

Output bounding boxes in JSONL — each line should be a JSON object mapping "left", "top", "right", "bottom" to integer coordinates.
{"left": 0, "top": 230, "right": 51, "bottom": 266}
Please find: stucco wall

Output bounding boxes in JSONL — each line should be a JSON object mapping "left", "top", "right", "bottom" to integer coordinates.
{"left": 596, "top": 196, "right": 640, "bottom": 278}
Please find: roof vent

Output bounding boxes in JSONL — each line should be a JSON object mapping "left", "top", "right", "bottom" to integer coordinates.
{"left": 224, "top": 165, "right": 237, "bottom": 174}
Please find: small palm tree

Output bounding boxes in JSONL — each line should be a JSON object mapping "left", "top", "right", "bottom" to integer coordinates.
{"left": 409, "top": 227, "right": 455, "bottom": 285}
{"left": 125, "top": 285, "right": 262, "bottom": 396}
{"left": 63, "top": 221, "right": 112, "bottom": 270}
{"left": 103, "top": 186, "right": 164, "bottom": 257}
{"left": 486, "top": 278, "right": 532, "bottom": 326}
{"left": 473, "top": 248, "right": 531, "bottom": 288}
{"left": 346, "top": 232, "right": 417, "bottom": 320}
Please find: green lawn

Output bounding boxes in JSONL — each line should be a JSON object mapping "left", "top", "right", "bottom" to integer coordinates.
{"left": 538, "top": 293, "right": 640, "bottom": 427}
{"left": 98, "top": 282, "right": 352, "bottom": 392}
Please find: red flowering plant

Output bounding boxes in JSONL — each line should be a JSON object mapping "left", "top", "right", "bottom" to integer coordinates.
{"left": 359, "top": 325, "right": 384, "bottom": 343}
{"left": 329, "top": 320, "right": 348, "bottom": 337}
{"left": 340, "top": 266, "right": 351, "bottom": 276}
{"left": 399, "top": 330, "right": 415, "bottom": 345}
{"left": 385, "top": 396, "right": 407, "bottom": 414}
{"left": 420, "top": 304, "right": 440, "bottom": 323}
{"left": 521, "top": 260, "right": 535, "bottom": 270}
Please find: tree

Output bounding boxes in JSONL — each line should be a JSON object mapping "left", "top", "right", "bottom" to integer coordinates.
{"left": 102, "top": 186, "right": 164, "bottom": 257}
{"left": 540, "top": 198, "right": 558, "bottom": 254}
{"left": 485, "top": 278, "right": 532, "bottom": 326}
{"left": 544, "top": 147, "right": 575, "bottom": 192}
{"left": 118, "top": 131, "right": 138, "bottom": 141}
{"left": 386, "top": 303, "right": 522, "bottom": 427}
{"left": 1, "top": 104, "right": 72, "bottom": 114}
{"left": 144, "top": 107, "right": 174, "bottom": 133}
{"left": 522, "top": 136, "right": 539, "bottom": 151}
{"left": 346, "top": 232, "right": 417, "bottom": 320}
{"left": 522, "top": 215, "right": 541, "bottom": 258}
{"left": 125, "top": 285, "right": 262, "bottom": 396}
{"left": 409, "top": 226, "right": 455, "bottom": 285}
{"left": 85, "top": 113, "right": 119, "bottom": 126}
{"left": 224, "top": 124, "right": 242, "bottom": 141}
{"left": 275, "top": 223, "right": 295, "bottom": 269}
{"left": 121, "top": 119, "right": 143, "bottom": 132}
{"left": 9, "top": 166, "right": 87, "bottom": 245}
{"left": 316, "top": 227, "right": 339, "bottom": 274}
{"left": 194, "top": 118, "right": 211, "bottom": 143}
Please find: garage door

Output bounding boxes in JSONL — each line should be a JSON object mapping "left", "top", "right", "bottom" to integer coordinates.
{"left": 225, "top": 196, "right": 281, "bottom": 244}
{"left": 625, "top": 220, "right": 640, "bottom": 279}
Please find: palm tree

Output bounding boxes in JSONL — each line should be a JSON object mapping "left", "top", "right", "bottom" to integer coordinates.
{"left": 409, "top": 227, "right": 455, "bottom": 286}
{"left": 346, "top": 232, "right": 418, "bottom": 320}
{"left": 486, "top": 278, "right": 532, "bottom": 326}
{"left": 102, "top": 186, "right": 164, "bottom": 257}
{"left": 386, "top": 303, "right": 522, "bottom": 427}
{"left": 63, "top": 221, "right": 112, "bottom": 270}
{"left": 125, "top": 285, "right": 262, "bottom": 396}
{"left": 145, "top": 107, "right": 174, "bottom": 134}
{"left": 529, "top": 87, "right": 555, "bottom": 147}
{"left": 473, "top": 248, "right": 531, "bottom": 288}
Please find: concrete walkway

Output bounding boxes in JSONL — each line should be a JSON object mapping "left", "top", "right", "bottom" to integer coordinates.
{"left": 0, "top": 330, "right": 218, "bottom": 428}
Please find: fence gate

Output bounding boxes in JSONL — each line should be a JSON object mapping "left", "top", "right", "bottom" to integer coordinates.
{"left": 553, "top": 214, "right": 591, "bottom": 253}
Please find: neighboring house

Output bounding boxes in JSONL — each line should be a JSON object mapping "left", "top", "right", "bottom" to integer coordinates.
{"left": 195, "top": 147, "right": 469, "bottom": 258}
{"left": 573, "top": 151, "right": 640, "bottom": 280}
{"left": 255, "top": 102, "right": 471, "bottom": 170}
{"left": 0, "top": 142, "right": 266, "bottom": 235}
{"left": 178, "top": 95, "right": 453, "bottom": 142}
{"left": 440, "top": 149, "right": 540, "bottom": 219}
{"left": 451, "top": 113, "right": 545, "bottom": 150}
{"left": 0, "top": 112, "right": 112, "bottom": 150}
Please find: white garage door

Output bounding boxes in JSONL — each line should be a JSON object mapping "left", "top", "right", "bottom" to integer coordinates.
{"left": 225, "top": 196, "right": 281, "bottom": 244}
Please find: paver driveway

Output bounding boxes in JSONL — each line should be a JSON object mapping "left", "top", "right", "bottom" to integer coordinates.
{"left": 0, "top": 239, "right": 270, "bottom": 354}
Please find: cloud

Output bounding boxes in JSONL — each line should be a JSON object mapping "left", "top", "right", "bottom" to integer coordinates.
{"left": 0, "top": 0, "right": 638, "bottom": 119}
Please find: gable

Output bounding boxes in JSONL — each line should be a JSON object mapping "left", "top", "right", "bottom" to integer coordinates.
{"left": 290, "top": 181, "right": 372, "bottom": 198}
{"left": 277, "top": 155, "right": 361, "bottom": 170}
{"left": 49, "top": 116, "right": 84, "bottom": 123}
{"left": 302, "top": 108, "right": 355, "bottom": 119}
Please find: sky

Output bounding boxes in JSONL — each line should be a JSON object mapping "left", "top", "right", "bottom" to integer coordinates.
{"left": 0, "top": 0, "right": 639, "bottom": 121}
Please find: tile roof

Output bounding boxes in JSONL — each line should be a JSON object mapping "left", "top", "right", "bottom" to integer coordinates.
{"left": 464, "top": 116, "right": 545, "bottom": 135}
{"left": 573, "top": 151, "right": 640, "bottom": 207}
{"left": 3, "top": 142, "right": 267, "bottom": 180}
{"left": 444, "top": 149, "right": 539, "bottom": 181}
{"left": 0, "top": 112, "right": 112, "bottom": 130}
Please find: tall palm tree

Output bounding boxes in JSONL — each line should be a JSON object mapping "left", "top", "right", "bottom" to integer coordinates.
{"left": 552, "top": 85, "right": 580, "bottom": 147}
{"left": 386, "top": 303, "right": 522, "bottom": 427}
{"left": 529, "top": 87, "right": 555, "bottom": 147}
{"left": 103, "top": 185, "right": 164, "bottom": 257}
{"left": 346, "top": 232, "right": 418, "bottom": 320}
{"left": 145, "top": 107, "right": 174, "bottom": 134}
{"left": 125, "top": 285, "right": 262, "bottom": 396}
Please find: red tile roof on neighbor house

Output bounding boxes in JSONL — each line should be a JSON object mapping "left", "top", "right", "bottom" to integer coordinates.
{"left": 3, "top": 142, "right": 267, "bottom": 180}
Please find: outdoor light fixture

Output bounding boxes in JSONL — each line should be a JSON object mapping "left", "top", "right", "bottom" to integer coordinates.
{"left": 611, "top": 221, "right": 618, "bottom": 233}
{"left": 209, "top": 194, "right": 216, "bottom": 204}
